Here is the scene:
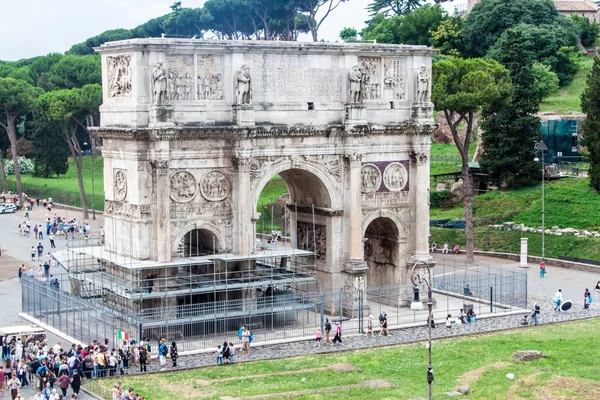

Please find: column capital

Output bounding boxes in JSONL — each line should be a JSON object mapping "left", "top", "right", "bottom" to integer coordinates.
{"left": 344, "top": 153, "right": 364, "bottom": 167}
{"left": 409, "top": 151, "right": 428, "bottom": 166}
{"left": 231, "top": 156, "right": 252, "bottom": 172}
{"left": 149, "top": 159, "right": 170, "bottom": 175}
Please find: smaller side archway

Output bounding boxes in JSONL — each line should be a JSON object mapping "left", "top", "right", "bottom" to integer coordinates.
{"left": 364, "top": 217, "right": 400, "bottom": 288}
{"left": 172, "top": 223, "right": 225, "bottom": 258}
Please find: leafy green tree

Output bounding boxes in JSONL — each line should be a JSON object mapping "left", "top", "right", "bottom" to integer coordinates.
{"left": 30, "top": 113, "right": 69, "bottom": 178}
{"left": 530, "top": 61, "right": 559, "bottom": 101}
{"left": 463, "top": 0, "right": 564, "bottom": 57}
{"left": 367, "top": 0, "right": 422, "bottom": 17}
{"left": 340, "top": 27, "right": 358, "bottom": 41}
{"left": 67, "top": 29, "right": 137, "bottom": 56}
{"left": 581, "top": 57, "right": 600, "bottom": 192}
{"left": 48, "top": 55, "right": 101, "bottom": 89}
{"left": 488, "top": 23, "right": 580, "bottom": 85}
{"left": 0, "top": 78, "right": 42, "bottom": 207}
{"left": 432, "top": 58, "right": 512, "bottom": 262}
{"left": 39, "top": 84, "right": 102, "bottom": 219}
{"left": 430, "top": 14, "right": 465, "bottom": 57}
{"left": 29, "top": 53, "right": 64, "bottom": 90}
{"left": 481, "top": 29, "right": 542, "bottom": 188}
{"left": 571, "top": 15, "right": 600, "bottom": 49}
{"left": 362, "top": 4, "right": 446, "bottom": 46}
{"left": 296, "top": 0, "right": 349, "bottom": 42}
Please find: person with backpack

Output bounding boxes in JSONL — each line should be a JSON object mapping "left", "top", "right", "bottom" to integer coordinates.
{"left": 221, "top": 342, "right": 231, "bottom": 364}
{"left": 332, "top": 322, "right": 342, "bottom": 345}
{"left": 324, "top": 318, "right": 332, "bottom": 344}
{"left": 158, "top": 339, "right": 168, "bottom": 371}
{"left": 138, "top": 346, "right": 148, "bottom": 373}
{"left": 241, "top": 327, "right": 251, "bottom": 356}
{"left": 82, "top": 354, "right": 94, "bottom": 379}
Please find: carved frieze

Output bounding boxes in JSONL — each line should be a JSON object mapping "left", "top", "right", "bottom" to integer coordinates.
{"left": 169, "top": 171, "right": 198, "bottom": 203}
{"left": 170, "top": 202, "right": 232, "bottom": 219}
{"left": 383, "top": 162, "right": 408, "bottom": 191}
{"left": 200, "top": 171, "right": 230, "bottom": 201}
{"left": 107, "top": 55, "right": 132, "bottom": 97}
{"left": 198, "top": 55, "right": 223, "bottom": 100}
{"left": 362, "top": 191, "right": 410, "bottom": 208}
{"left": 360, "top": 164, "right": 381, "bottom": 193}
{"left": 113, "top": 169, "right": 127, "bottom": 201}
{"left": 105, "top": 200, "right": 150, "bottom": 219}
{"left": 297, "top": 222, "right": 326, "bottom": 260}
{"left": 303, "top": 155, "right": 342, "bottom": 182}
{"left": 359, "top": 57, "right": 381, "bottom": 101}
{"left": 167, "top": 56, "right": 194, "bottom": 101}
{"left": 231, "top": 156, "right": 252, "bottom": 172}
{"left": 383, "top": 58, "right": 405, "bottom": 100}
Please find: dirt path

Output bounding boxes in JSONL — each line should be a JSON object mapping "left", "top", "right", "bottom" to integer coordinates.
{"left": 196, "top": 363, "right": 360, "bottom": 386}
{"left": 222, "top": 379, "right": 396, "bottom": 400}
{"left": 459, "top": 361, "right": 511, "bottom": 387}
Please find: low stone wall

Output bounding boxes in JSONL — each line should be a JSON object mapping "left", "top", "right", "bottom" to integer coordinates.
{"left": 473, "top": 251, "right": 600, "bottom": 274}
{"left": 53, "top": 203, "right": 103, "bottom": 215}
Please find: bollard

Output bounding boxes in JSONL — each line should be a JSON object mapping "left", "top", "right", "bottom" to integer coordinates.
{"left": 519, "top": 238, "right": 529, "bottom": 267}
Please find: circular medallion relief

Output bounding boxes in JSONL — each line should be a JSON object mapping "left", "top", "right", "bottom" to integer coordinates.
{"left": 114, "top": 170, "right": 127, "bottom": 201}
{"left": 201, "top": 170, "right": 230, "bottom": 201}
{"left": 361, "top": 164, "right": 382, "bottom": 193}
{"left": 383, "top": 162, "right": 408, "bottom": 191}
{"left": 169, "top": 171, "right": 198, "bottom": 202}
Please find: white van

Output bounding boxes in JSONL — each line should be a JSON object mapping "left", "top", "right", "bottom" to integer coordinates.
{"left": 0, "top": 325, "right": 46, "bottom": 345}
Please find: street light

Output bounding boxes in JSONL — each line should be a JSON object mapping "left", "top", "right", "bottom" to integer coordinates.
{"left": 83, "top": 141, "right": 96, "bottom": 220}
{"left": 534, "top": 140, "right": 548, "bottom": 264}
{"left": 410, "top": 260, "right": 434, "bottom": 400}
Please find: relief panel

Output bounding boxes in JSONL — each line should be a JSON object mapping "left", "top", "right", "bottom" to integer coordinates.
{"left": 166, "top": 56, "right": 194, "bottom": 101}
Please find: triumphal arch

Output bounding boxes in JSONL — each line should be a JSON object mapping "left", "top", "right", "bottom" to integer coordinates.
{"left": 94, "top": 39, "right": 435, "bottom": 317}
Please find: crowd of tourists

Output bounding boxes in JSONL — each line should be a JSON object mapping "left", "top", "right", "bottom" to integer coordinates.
{"left": 0, "top": 336, "right": 181, "bottom": 400}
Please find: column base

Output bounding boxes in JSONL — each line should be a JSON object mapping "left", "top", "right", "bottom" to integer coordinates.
{"left": 411, "top": 103, "right": 434, "bottom": 120}
{"left": 149, "top": 105, "right": 174, "bottom": 127}
{"left": 344, "top": 104, "right": 367, "bottom": 127}
{"left": 340, "top": 259, "right": 370, "bottom": 319}
{"left": 233, "top": 104, "right": 255, "bottom": 127}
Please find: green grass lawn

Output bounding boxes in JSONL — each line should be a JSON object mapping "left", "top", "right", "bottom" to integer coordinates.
{"left": 86, "top": 319, "right": 600, "bottom": 399}
{"left": 539, "top": 56, "right": 594, "bottom": 114}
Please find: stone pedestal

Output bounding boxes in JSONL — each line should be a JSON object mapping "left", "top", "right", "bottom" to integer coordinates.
{"left": 411, "top": 103, "right": 434, "bottom": 120}
{"left": 344, "top": 104, "right": 367, "bottom": 126}
{"left": 149, "top": 105, "right": 174, "bottom": 126}
{"left": 233, "top": 105, "right": 255, "bottom": 127}
{"left": 341, "top": 259, "right": 370, "bottom": 318}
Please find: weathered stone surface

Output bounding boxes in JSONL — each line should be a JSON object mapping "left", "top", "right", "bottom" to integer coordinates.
{"left": 444, "top": 391, "right": 463, "bottom": 397}
{"left": 457, "top": 386, "right": 470, "bottom": 394}
{"left": 513, "top": 350, "right": 547, "bottom": 362}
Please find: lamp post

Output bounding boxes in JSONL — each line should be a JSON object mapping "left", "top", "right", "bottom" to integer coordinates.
{"left": 534, "top": 141, "right": 548, "bottom": 264}
{"left": 410, "top": 260, "right": 434, "bottom": 400}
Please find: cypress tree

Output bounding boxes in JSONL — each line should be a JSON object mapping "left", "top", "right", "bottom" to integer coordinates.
{"left": 581, "top": 57, "right": 600, "bottom": 192}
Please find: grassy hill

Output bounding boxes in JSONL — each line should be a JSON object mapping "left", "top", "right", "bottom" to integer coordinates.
{"left": 539, "top": 56, "right": 593, "bottom": 114}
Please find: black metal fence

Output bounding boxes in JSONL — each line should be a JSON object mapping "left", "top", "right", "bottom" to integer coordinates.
{"left": 4, "top": 180, "right": 104, "bottom": 211}
{"left": 21, "top": 260, "right": 527, "bottom": 352}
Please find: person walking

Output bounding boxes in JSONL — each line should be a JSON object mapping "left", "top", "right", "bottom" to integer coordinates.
{"left": 314, "top": 328, "right": 322, "bottom": 347}
{"left": 445, "top": 314, "right": 453, "bottom": 334}
{"left": 584, "top": 288, "right": 592, "bottom": 309}
{"left": 554, "top": 289, "right": 563, "bottom": 311}
{"left": 241, "top": 326, "right": 251, "bottom": 356}
{"left": 332, "top": 322, "right": 342, "bottom": 345}
{"left": 31, "top": 246, "right": 36, "bottom": 262}
{"left": 70, "top": 370, "right": 81, "bottom": 396}
{"left": 158, "top": 339, "right": 168, "bottom": 371}
{"left": 366, "top": 314, "right": 374, "bottom": 336}
{"left": 7, "top": 374, "right": 21, "bottom": 400}
{"left": 49, "top": 234, "right": 56, "bottom": 249}
{"left": 539, "top": 262, "right": 546, "bottom": 278}
{"left": 324, "top": 318, "right": 332, "bottom": 344}
{"left": 58, "top": 373, "right": 70, "bottom": 398}
{"left": 533, "top": 302, "right": 540, "bottom": 325}
{"left": 170, "top": 342, "right": 178, "bottom": 367}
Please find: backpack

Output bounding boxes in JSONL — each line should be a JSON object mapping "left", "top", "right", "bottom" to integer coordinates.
{"left": 325, "top": 322, "right": 331, "bottom": 331}
{"left": 37, "top": 365, "right": 47, "bottom": 377}
{"left": 139, "top": 350, "right": 147, "bottom": 362}
{"left": 379, "top": 313, "right": 384, "bottom": 322}
{"left": 222, "top": 347, "right": 231, "bottom": 358}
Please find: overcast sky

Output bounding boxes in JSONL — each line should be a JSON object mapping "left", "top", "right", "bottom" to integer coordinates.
{"left": 0, "top": 0, "right": 467, "bottom": 61}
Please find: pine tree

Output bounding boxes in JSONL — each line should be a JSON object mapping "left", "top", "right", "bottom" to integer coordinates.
{"left": 581, "top": 57, "right": 600, "bottom": 192}
{"left": 481, "top": 29, "right": 541, "bottom": 187}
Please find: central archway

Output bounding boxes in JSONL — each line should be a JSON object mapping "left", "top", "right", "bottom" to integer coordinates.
{"left": 364, "top": 217, "right": 400, "bottom": 288}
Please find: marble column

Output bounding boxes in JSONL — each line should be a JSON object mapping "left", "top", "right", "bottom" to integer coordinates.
{"left": 409, "top": 151, "right": 431, "bottom": 262}
{"left": 150, "top": 160, "right": 171, "bottom": 262}
{"left": 342, "top": 153, "right": 369, "bottom": 318}
{"left": 232, "top": 155, "right": 253, "bottom": 256}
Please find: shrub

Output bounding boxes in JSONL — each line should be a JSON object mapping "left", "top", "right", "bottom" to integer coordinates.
{"left": 430, "top": 190, "right": 450, "bottom": 209}
{"left": 4, "top": 157, "right": 35, "bottom": 175}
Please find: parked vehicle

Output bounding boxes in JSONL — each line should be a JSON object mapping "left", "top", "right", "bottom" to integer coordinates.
{"left": 0, "top": 203, "right": 16, "bottom": 214}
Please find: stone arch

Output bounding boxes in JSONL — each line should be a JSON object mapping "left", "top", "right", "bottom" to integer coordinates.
{"left": 171, "top": 221, "right": 226, "bottom": 257}
{"left": 363, "top": 215, "right": 401, "bottom": 288}
{"left": 251, "top": 161, "right": 342, "bottom": 210}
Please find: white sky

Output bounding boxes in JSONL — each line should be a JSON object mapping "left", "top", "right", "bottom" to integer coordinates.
{"left": 0, "top": 0, "right": 467, "bottom": 61}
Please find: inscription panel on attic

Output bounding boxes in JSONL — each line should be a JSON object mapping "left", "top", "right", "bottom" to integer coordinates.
{"left": 245, "top": 53, "right": 344, "bottom": 100}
